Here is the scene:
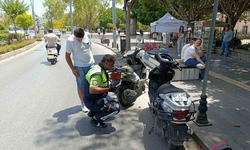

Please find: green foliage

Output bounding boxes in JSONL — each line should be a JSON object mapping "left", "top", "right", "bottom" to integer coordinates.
{"left": 44, "top": 21, "right": 54, "bottom": 30}
{"left": 236, "top": 43, "right": 250, "bottom": 51}
{"left": 0, "top": 39, "right": 36, "bottom": 55}
{"left": 61, "top": 13, "right": 70, "bottom": 28}
{"left": 2, "top": 14, "right": 12, "bottom": 28}
{"left": 119, "top": 24, "right": 126, "bottom": 30}
{"left": 0, "top": 34, "right": 12, "bottom": 42}
{"left": 0, "top": 0, "right": 29, "bottom": 41}
{"left": 106, "top": 23, "right": 113, "bottom": 31}
{"left": 15, "top": 13, "right": 34, "bottom": 29}
{"left": 72, "top": 0, "right": 122, "bottom": 31}
{"left": 131, "top": 0, "right": 170, "bottom": 25}
{"left": 0, "top": 23, "right": 6, "bottom": 30}
{"left": 99, "top": 8, "right": 125, "bottom": 29}
{"left": 43, "top": 0, "right": 67, "bottom": 23}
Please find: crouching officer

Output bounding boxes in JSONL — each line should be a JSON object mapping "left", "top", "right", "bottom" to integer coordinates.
{"left": 83, "top": 54, "right": 120, "bottom": 128}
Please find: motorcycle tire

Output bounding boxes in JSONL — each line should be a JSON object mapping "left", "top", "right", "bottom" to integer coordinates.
{"left": 117, "top": 87, "right": 131, "bottom": 106}
{"left": 51, "top": 60, "right": 55, "bottom": 65}
{"left": 167, "top": 140, "right": 177, "bottom": 150}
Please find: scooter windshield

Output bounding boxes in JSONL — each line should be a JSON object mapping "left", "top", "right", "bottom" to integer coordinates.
{"left": 123, "top": 50, "right": 135, "bottom": 57}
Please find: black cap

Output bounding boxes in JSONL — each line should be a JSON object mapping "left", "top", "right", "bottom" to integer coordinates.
{"left": 48, "top": 29, "right": 53, "bottom": 33}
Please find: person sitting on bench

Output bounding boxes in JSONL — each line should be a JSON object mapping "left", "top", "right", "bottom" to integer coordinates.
{"left": 184, "top": 38, "right": 211, "bottom": 84}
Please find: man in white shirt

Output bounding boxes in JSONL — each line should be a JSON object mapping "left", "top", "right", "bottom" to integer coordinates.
{"left": 184, "top": 39, "right": 211, "bottom": 83}
{"left": 65, "top": 27, "right": 95, "bottom": 112}
{"left": 44, "top": 29, "right": 61, "bottom": 55}
{"left": 181, "top": 38, "right": 196, "bottom": 61}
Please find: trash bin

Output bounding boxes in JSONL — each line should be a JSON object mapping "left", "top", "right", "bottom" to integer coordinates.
{"left": 120, "top": 35, "right": 126, "bottom": 53}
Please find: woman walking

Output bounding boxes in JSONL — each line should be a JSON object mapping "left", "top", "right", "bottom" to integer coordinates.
{"left": 177, "top": 26, "right": 185, "bottom": 57}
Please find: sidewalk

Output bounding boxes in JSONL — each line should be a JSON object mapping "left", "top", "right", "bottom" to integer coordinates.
{"left": 92, "top": 34, "right": 250, "bottom": 150}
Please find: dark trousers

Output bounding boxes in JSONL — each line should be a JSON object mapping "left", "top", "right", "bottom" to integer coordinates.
{"left": 85, "top": 94, "right": 120, "bottom": 122}
{"left": 46, "top": 44, "right": 61, "bottom": 54}
{"left": 185, "top": 56, "right": 206, "bottom": 79}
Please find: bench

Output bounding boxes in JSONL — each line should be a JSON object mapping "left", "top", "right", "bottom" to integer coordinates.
{"left": 141, "top": 53, "right": 200, "bottom": 81}
{"left": 101, "top": 38, "right": 110, "bottom": 46}
{"left": 174, "top": 59, "right": 200, "bottom": 81}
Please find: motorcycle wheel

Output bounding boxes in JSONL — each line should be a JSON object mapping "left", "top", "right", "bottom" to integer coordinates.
{"left": 51, "top": 60, "right": 55, "bottom": 65}
{"left": 117, "top": 87, "right": 131, "bottom": 106}
{"left": 167, "top": 140, "right": 177, "bottom": 150}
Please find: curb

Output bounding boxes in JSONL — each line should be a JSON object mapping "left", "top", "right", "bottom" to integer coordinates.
{"left": 0, "top": 40, "right": 44, "bottom": 62}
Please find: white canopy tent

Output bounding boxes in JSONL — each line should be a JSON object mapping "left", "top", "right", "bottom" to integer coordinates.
{"left": 150, "top": 13, "right": 188, "bottom": 33}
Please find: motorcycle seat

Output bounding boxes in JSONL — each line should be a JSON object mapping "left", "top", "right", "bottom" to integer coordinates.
{"left": 156, "top": 83, "right": 187, "bottom": 95}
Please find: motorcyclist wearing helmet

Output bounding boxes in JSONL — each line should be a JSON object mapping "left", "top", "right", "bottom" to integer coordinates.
{"left": 44, "top": 29, "right": 61, "bottom": 55}
{"left": 83, "top": 54, "right": 120, "bottom": 128}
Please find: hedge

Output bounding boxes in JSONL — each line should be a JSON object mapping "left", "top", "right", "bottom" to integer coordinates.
{"left": 0, "top": 39, "right": 36, "bottom": 55}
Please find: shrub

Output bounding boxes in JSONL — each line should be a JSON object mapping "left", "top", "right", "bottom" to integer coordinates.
{"left": 0, "top": 39, "right": 36, "bottom": 54}
{"left": 119, "top": 24, "right": 126, "bottom": 30}
{"left": 237, "top": 44, "right": 250, "bottom": 51}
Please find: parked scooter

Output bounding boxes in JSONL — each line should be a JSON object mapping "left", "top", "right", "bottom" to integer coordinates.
{"left": 46, "top": 47, "right": 58, "bottom": 65}
{"left": 147, "top": 52, "right": 196, "bottom": 150}
{"left": 110, "top": 48, "right": 147, "bottom": 106}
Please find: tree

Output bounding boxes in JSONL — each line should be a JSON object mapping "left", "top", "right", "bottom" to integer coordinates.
{"left": 0, "top": 23, "right": 6, "bottom": 30}
{"left": 124, "top": 0, "right": 138, "bottom": 51}
{"left": 107, "top": 23, "right": 113, "bottom": 31}
{"left": 61, "top": 13, "right": 71, "bottom": 28}
{"left": 158, "top": 0, "right": 213, "bottom": 33}
{"left": 119, "top": 24, "right": 126, "bottom": 30}
{"left": 0, "top": 0, "right": 29, "bottom": 40}
{"left": 70, "top": 0, "right": 122, "bottom": 32}
{"left": 43, "top": 0, "right": 67, "bottom": 29}
{"left": 99, "top": 8, "right": 125, "bottom": 29}
{"left": 2, "top": 14, "right": 12, "bottom": 28}
{"left": 15, "top": 13, "right": 33, "bottom": 31}
{"left": 219, "top": 0, "right": 250, "bottom": 28}
{"left": 131, "top": 0, "right": 170, "bottom": 25}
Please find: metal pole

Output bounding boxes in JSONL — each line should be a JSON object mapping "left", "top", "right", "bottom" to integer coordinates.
{"left": 112, "top": 0, "right": 116, "bottom": 48}
{"left": 70, "top": 0, "right": 73, "bottom": 34}
{"left": 30, "top": 0, "right": 37, "bottom": 38}
{"left": 195, "top": 0, "right": 219, "bottom": 126}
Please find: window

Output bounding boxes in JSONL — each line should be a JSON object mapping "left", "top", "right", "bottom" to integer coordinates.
{"left": 243, "top": 25, "right": 248, "bottom": 34}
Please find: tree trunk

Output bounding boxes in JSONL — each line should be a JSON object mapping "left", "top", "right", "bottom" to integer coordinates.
{"left": 13, "top": 17, "right": 18, "bottom": 41}
{"left": 126, "top": 9, "right": 131, "bottom": 51}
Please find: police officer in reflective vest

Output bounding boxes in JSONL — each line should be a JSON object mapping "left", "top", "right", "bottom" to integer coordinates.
{"left": 83, "top": 54, "right": 120, "bottom": 128}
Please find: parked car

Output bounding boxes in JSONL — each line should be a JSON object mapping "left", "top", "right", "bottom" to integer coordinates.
{"left": 9, "top": 25, "right": 25, "bottom": 35}
{"left": 53, "top": 29, "right": 61, "bottom": 38}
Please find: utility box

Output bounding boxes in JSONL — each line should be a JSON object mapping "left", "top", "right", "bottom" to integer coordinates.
{"left": 120, "top": 35, "right": 126, "bottom": 53}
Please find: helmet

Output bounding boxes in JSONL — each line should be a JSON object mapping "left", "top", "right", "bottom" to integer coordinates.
{"left": 48, "top": 29, "right": 53, "bottom": 33}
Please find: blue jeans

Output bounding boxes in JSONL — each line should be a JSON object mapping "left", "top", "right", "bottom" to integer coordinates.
{"left": 46, "top": 44, "right": 61, "bottom": 54}
{"left": 185, "top": 56, "right": 206, "bottom": 79}
{"left": 75, "top": 65, "right": 94, "bottom": 87}
{"left": 221, "top": 41, "right": 230, "bottom": 55}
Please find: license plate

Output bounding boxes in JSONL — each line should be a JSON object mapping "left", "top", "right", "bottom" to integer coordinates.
{"left": 171, "top": 93, "right": 187, "bottom": 102}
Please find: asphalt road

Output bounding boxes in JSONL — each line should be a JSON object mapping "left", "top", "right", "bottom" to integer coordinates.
{"left": 0, "top": 36, "right": 199, "bottom": 150}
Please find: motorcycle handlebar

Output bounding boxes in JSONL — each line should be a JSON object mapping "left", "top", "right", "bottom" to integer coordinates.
{"left": 176, "top": 65, "right": 182, "bottom": 71}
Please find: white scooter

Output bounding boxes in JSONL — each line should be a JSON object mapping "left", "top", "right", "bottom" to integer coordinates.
{"left": 46, "top": 47, "right": 58, "bottom": 65}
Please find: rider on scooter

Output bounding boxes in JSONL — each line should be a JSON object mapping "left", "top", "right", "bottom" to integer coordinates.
{"left": 83, "top": 54, "right": 120, "bottom": 128}
{"left": 44, "top": 29, "right": 61, "bottom": 55}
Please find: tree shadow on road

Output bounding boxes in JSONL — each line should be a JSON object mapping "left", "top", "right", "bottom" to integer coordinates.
{"left": 53, "top": 105, "right": 81, "bottom": 123}
{"left": 75, "top": 117, "right": 116, "bottom": 136}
